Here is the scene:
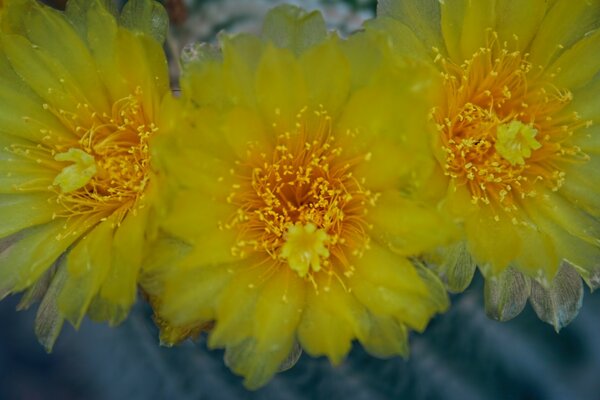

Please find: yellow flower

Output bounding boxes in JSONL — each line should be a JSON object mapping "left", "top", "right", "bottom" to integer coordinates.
{"left": 370, "top": 0, "right": 600, "bottom": 325}
{"left": 0, "top": 0, "right": 169, "bottom": 349}
{"left": 144, "top": 5, "right": 455, "bottom": 389}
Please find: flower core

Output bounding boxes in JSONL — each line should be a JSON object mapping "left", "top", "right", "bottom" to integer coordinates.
{"left": 224, "top": 108, "right": 377, "bottom": 285}
{"left": 433, "top": 35, "right": 589, "bottom": 216}
{"left": 11, "top": 88, "right": 154, "bottom": 224}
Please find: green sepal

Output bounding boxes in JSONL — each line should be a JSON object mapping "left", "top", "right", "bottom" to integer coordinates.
{"left": 34, "top": 259, "right": 68, "bottom": 353}
{"left": 530, "top": 263, "right": 583, "bottom": 332}
{"left": 484, "top": 266, "right": 531, "bottom": 322}
{"left": 261, "top": 4, "right": 328, "bottom": 56}
{"left": 434, "top": 241, "right": 477, "bottom": 293}
{"left": 119, "top": 0, "right": 169, "bottom": 44}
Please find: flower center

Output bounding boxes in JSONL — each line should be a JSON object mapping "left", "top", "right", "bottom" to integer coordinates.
{"left": 494, "top": 120, "right": 541, "bottom": 166}
{"left": 54, "top": 90, "right": 154, "bottom": 221}
{"left": 224, "top": 108, "right": 376, "bottom": 282}
{"left": 280, "top": 222, "right": 329, "bottom": 277}
{"left": 433, "top": 34, "right": 589, "bottom": 215}
{"left": 9, "top": 88, "right": 155, "bottom": 224}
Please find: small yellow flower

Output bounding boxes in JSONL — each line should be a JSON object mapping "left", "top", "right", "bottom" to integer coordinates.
{"left": 144, "top": 5, "right": 455, "bottom": 389}
{"left": 371, "top": 0, "right": 600, "bottom": 326}
{"left": 0, "top": 0, "right": 169, "bottom": 349}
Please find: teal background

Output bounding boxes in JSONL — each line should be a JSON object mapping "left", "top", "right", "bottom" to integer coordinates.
{"left": 2, "top": 275, "right": 600, "bottom": 400}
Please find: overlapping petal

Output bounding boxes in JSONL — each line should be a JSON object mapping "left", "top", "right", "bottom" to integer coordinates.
{"left": 143, "top": 5, "right": 456, "bottom": 389}
{"left": 0, "top": 0, "right": 169, "bottom": 348}
{"left": 374, "top": 0, "right": 600, "bottom": 328}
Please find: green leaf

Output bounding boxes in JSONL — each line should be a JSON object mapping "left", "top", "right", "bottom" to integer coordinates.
{"left": 530, "top": 263, "right": 584, "bottom": 332}
{"left": 484, "top": 266, "right": 531, "bottom": 321}
{"left": 261, "top": 4, "right": 328, "bottom": 56}
{"left": 119, "top": 0, "right": 169, "bottom": 44}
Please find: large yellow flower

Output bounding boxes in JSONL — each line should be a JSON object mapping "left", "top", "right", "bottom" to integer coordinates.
{"left": 0, "top": 0, "right": 169, "bottom": 349}
{"left": 370, "top": 0, "right": 600, "bottom": 327}
{"left": 144, "top": 5, "right": 455, "bottom": 389}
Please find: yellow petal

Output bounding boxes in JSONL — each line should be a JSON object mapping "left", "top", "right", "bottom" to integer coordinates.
{"left": 160, "top": 263, "right": 234, "bottom": 327}
{"left": 23, "top": 4, "right": 110, "bottom": 111}
{"left": 464, "top": 207, "right": 521, "bottom": 275}
{"left": 0, "top": 216, "right": 89, "bottom": 295}
{"left": 340, "top": 30, "right": 383, "bottom": 89}
{"left": 522, "top": 196, "right": 599, "bottom": 286}
{"left": 549, "top": 29, "right": 600, "bottom": 90}
{"left": 440, "top": 0, "right": 496, "bottom": 62}
{"left": 368, "top": 190, "right": 457, "bottom": 256}
{"left": 1, "top": 34, "right": 83, "bottom": 124}
{"left": 253, "top": 268, "right": 305, "bottom": 348}
{"left": 495, "top": 0, "right": 547, "bottom": 50}
{"left": 559, "top": 157, "right": 600, "bottom": 217}
{"left": 181, "top": 61, "right": 227, "bottom": 107}
{"left": 222, "top": 107, "right": 271, "bottom": 160}
{"left": 225, "top": 268, "right": 305, "bottom": 389}
{"left": 255, "top": 44, "right": 307, "bottom": 133}
{"left": 529, "top": 0, "right": 600, "bottom": 68}
{"left": 0, "top": 193, "right": 57, "bottom": 238}
{"left": 567, "top": 81, "right": 600, "bottom": 125}
{"left": 58, "top": 216, "right": 115, "bottom": 327}
{"left": 209, "top": 265, "right": 263, "bottom": 348}
{"left": 90, "top": 207, "right": 149, "bottom": 325}
{"left": 298, "top": 277, "right": 368, "bottom": 364}
{"left": 83, "top": 1, "right": 130, "bottom": 102}
{"left": 300, "top": 37, "right": 350, "bottom": 117}
{"left": 512, "top": 222, "right": 559, "bottom": 282}
{"left": 114, "top": 28, "right": 168, "bottom": 116}
{"left": 0, "top": 45, "right": 73, "bottom": 142}
{"left": 160, "top": 189, "right": 236, "bottom": 241}
{"left": 221, "top": 33, "right": 264, "bottom": 108}
{"left": 349, "top": 244, "right": 441, "bottom": 331}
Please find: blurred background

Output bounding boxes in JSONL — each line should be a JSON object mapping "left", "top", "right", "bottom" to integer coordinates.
{"left": 5, "top": 1, "right": 600, "bottom": 399}
{"left": 3, "top": 275, "right": 600, "bottom": 400}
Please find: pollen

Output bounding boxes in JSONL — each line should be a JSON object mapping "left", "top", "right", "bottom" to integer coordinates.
{"left": 433, "top": 34, "right": 588, "bottom": 214}
{"left": 223, "top": 108, "right": 376, "bottom": 283}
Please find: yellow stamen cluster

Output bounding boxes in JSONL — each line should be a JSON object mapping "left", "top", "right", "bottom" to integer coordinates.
{"left": 222, "top": 108, "right": 377, "bottom": 285}
{"left": 433, "top": 34, "right": 589, "bottom": 216}
{"left": 10, "top": 87, "right": 155, "bottom": 225}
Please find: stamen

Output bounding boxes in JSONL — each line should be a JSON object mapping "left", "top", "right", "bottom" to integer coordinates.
{"left": 434, "top": 32, "right": 587, "bottom": 216}
{"left": 223, "top": 108, "right": 376, "bottom": 285}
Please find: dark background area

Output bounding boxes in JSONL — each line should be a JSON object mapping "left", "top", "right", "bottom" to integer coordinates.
{"left": 2, "top": 275, "right": 600, "bottom": 400}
